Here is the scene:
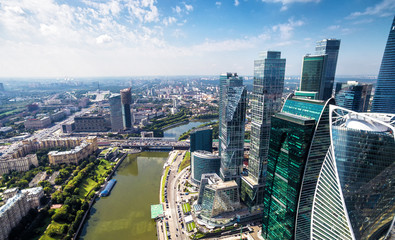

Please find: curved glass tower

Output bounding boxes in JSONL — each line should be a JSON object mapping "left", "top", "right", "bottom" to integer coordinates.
{"left": 372, "top": 17, "right": 395, "bottom": 113}
{"left": 310, "top": 106, "right": 395, "bottom": 240}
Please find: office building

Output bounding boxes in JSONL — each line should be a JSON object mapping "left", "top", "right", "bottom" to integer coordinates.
{"left": 372, "top": 17, "right": 395, "bottom": 113}
{"left": 315, "top": 39, "right": 341, "bottom": 100}
{"left": 300, "top": 39, "right": 340, "bottom": 100}
{"left": 24, "top": 117, "right": 51, "bottom": 130}
{"left": 335, "top": 81, "right": 372, "bottom": 112}
{"left": 307, "top": 106, "right": 395, "bottom": 240}
{"left": 74, "top": 114, "right": 110, "bottom": 132}
{"left": 262, "top": 94, "right": 334, "bottom": 240}
{"left": 240, "top": 51, "right": 286, "bottom": 208}
{"left": 109, "top": 94, "right": 123, "bottom": 132}
{"left": 299, "top": 55, "right": 328, "bottom": 100}
{"left": 199, "top": 173, "right": 241, "bottom": 219}
{"left": 191, "top": 150, "right": 220, "bottom": 184}
{"left": 190, "top": 127, "right": 213, "bottom": 153}
{"left": 218, "top": 73, "right": 247, "bottom": 182}
{"left": 120, "top": 88, "right": 132, "bottom": 129}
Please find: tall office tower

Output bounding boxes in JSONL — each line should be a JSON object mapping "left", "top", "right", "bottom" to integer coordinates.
{"left": 109, "top": 94, "right": 123, "bottom": 132}
{"left": 262, "top": 94, "right": 334, "bottom": 240}
{"left": 315, "top": 39, "right": 341, "bottom": 100}
{"left": 240, "top": 51, "right": 286, "bottom": 208}
{"left": 299, "top": 55, "right": 328, "bottom": 100}
{"left": 372, "top": 17, "right": 395, "bottom": 113}
{"left": 307, "top": 106, "right": 395, "bottom": 240}
{"left": 120, "top": 88, "right": 132, "bottom": 129}
{"left": 299, "top": 39, "right": 340, "bottom": 100}
{"left": 0, "top": 83, "right": 4, "bottom": 91}
{"left": 218, "top": 73, "right": 247, "bottom": 183}
{"left": 335, "top": 81, "right": 372, "bottom": 112}
{"left": 190, "top": 127, "right": 213, "bottom": 153}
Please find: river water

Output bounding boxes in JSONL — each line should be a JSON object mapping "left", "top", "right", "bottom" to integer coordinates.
{"left": 80, "top": 120, "right": 210, "bottom": 240}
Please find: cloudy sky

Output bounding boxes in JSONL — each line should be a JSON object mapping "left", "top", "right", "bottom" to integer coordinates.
{"left": 0, "top": 0, "right": 394, "bottom": 77}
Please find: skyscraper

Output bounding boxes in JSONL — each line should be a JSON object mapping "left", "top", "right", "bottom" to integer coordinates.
{"left": 300, "top": 55, "right": 328, "bottom": 99}
{"left": 190, "top": 127, "right": 213, "bottom": 153}
{"left": 262, "top": 94, "right": 334, "bottom": 240}
{"left": 120, "top": 88, "right": 132, "bottom": 129}
{"left": 300, "top": 39, "right": 340, "bottom": 100}
{"left": 315, "top": 39, "right": 341, "bottom": 100}
{"left": 218, "top": 73, "right": 247, "bottom": 183}
{"left": 335, "top": 81, "right": 372, "bottom": 112}
{"left": 109, "top": 94, "right": 123, "bottom": 132}
{"left": 372, "top": 17, "right": 395, "bottom": 113}
{"left": 240, "top": 51, "right": 286, "bottom": 208}
{"left": 308, "top": 106, "right": 395, "bottom": 240}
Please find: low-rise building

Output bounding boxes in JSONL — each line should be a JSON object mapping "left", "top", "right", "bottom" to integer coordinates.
{"left": 48, "top": 136, "right": 98, "bottom": 165}
{"left": 0, "top": 187, "right": 43, "bottom": 240}
{"left": 0, "top": 154, "right": 38, "bottom": 176}
{"left": 24, "top": 117, "right": 51, "bottom": 130}
{"left": 74, "top": 114, "right": 110, "bottom": 132}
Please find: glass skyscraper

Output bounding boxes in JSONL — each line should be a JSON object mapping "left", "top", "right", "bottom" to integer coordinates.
{"left": 334, "top": 81, "right": 372, "bottom": 112}
{"left": 190, "top": 127, "right": 213, "bottom": 153}
{"left": 309, "top": 106, "right": 395, "bottom": 240}
{"left": 262, "top": 94, "right": 334, "bottom": 240}
{"left": 218, "top": 73, "right": 247, "bottom": 183}
{"left": 300, "top": 39, "right": 340, "bottom": 101}
{"left": 109, "top": 94, "right": 123, "bottom": 132}
{"left": 191, "top": 150, "right": 220, "bottom": 184}
{"left": 240, "top": 51, "right": 286, "bottom": 208}
{"left": 120, "top": 88, "right": 132, "bottom": 129}
{"left": 372, "top": 17, "right": 395, "bottom": 114}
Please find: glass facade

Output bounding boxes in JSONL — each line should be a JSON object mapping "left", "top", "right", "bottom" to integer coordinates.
{"left": 262, "top": 95, "right": 331, "bottom": 240}
{"left": 327, "top": 107, "right": 395, "bottom": 239}
{"left": 120, "top": 88, "right": 132, "bottom": 129}
{"left": 109, "top": 94, "right": 123, "bottom": 132}
{"left": 218, "top": 73, "right": 247, "bottom": 182}
{"left": 191, "top": 151, "right": 220, "bottom": 184}
{"left": 241, "top": 51, "right": 286, "bottom": 208}
{"left": 372, "top": 17, "right": 395, "bottom": 114}
{"left": 335, "top": 82, "right": 372, "bottom": 112}
{"left": 315, "top": 39, "right": 341, "bottom": 100}
{"left": 190, "top": 128, "right": 213, "bottom": 153}
{"left": 300, "top": 55, "right": 327, "bottom": 100}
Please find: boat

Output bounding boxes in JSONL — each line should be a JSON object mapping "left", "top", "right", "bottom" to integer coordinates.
{"left": 100, "top": 179, "right": 117, "bottom": 197}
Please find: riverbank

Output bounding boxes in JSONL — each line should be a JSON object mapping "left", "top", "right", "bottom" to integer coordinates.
{"left": 73, "top": 152, "right": 128, "bottom": 240}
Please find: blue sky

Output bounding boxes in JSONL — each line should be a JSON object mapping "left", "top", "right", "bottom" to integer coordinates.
{"left": 0, "top": 0, "right": 393, "bottom": 77}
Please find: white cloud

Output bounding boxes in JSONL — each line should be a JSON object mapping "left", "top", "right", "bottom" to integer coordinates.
{"left": 215, "top": 2, "right": 222, "bottom": 7}
{"left": 184, "top": 3, "right": 193, "bottom": 12}
{"left": 261, "top": 0, "right": 320, "bottom": 10}
{"left": 163, "top": 17, "right": 177, "bottom": 26}
{"left": 327, "top": 25, "right": 340, "bottom": 31}
{"left": 272, "top": 18, "right": 304, "bottom": 40}
{"left": 348, "top": 0, "right": 395, "bottom": 18}
{"left": 96, "top": 34, "right": 113, "bottom": 44}
{"left": 234, "top": 0, "right": 240, "bottom": 6}
{"left": 174, "top": 5, "right": 182, "bottom": 14}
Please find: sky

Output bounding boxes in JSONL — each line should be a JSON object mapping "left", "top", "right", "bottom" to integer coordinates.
{"left": 0, "top": 0, "right": 394, "bottom": 78}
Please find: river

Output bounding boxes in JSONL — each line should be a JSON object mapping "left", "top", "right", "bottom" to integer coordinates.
{"left": 163, "top": 120, "right": 214, "bottom": 140}
{"left": 80, "top": 120, "right": 211, "bottom": 240}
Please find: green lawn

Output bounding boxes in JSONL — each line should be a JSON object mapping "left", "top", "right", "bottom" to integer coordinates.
{"left": 40, "top": 221, "right": 66, "bottom": 240}
{"left": 78, "top": 178, "right": 97, "bottom": 198}
{"left": 182, "top": 203, "right": 191, "bottom": 214}
{"left": 186, "top": 222, "right": 196, "bottom": 232}
{"left": 161, "top": 167, "right": 170, "bottom": 202}
{"left": 178, "top": 151, "right": 190, "bottom": 173}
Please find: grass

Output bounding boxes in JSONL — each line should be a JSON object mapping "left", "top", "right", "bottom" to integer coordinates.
{"left": 182, "top": 203, "right": 191, "bottom": 214}
{"left": 78, "top": 178, "right": 97, "bottom": 198}
{"left": 186, "top": 222, "right": 196, "bottom": 232}
{"left": 40, "top": 220, "right": 65, "bottom": 240}
{"left": 178, "top": 151, "right": 190, "bottom": 173}
{"left": 161, "top": 166, "right": 170, "bottom": 202}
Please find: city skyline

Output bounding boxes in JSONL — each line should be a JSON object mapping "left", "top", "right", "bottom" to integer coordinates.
{"left": 0, "top": 0, "right": 394, "bottom": 77}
